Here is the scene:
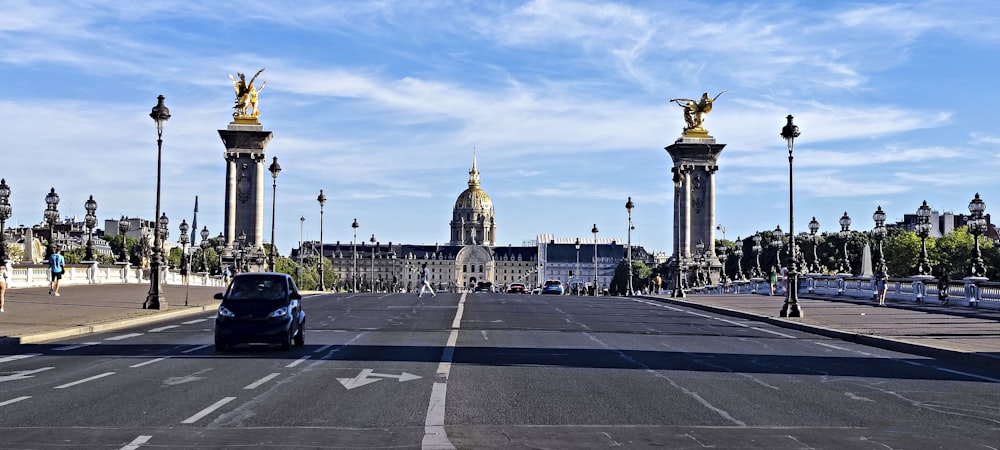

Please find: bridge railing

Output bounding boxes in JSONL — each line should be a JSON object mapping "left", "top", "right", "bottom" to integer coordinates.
{"left": 4, "top": 264, "right": 226, "bottom": 289}
{"left": 687, "top": 274, "right": 1000, "bottom": 311}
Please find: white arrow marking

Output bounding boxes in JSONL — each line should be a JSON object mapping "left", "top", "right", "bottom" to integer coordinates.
{"left": 337, "top": 369, "right": 422, "bottom": 390}
{"left": 0, "top": 367, "right": 55, "bottom": 383}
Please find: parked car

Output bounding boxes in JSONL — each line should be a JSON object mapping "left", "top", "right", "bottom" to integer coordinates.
{"left": 541, "top": 280, "right": 564, "bottom": 295}
{"left": 507, "top": 283, "right": 526, "bottom": 294}
{"left": 474, "top": 281, "right": 495, "bottom": 293}
{"left": 214, "top": 272, "right": 305, "bottom": 351}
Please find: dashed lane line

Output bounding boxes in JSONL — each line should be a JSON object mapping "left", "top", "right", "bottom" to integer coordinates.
{"left": 0, "top": 396, "right": 31, "bottom": 407}
{"left": 119, "top": 435, "right": 152, "bottom": 450}
{"left": 105, "top": 333, "right": 144, "bottom": 341}
{"left": 54, "top": 372, "right": 115, "bottom": 389}
{"left": 244, "top": 373, "right": 281, "bottom": 390}
{"left": 181, "top": 397, "right": 236, "bottom": 424}
{"left": 53, "top": 342, "right": 100, "bottom": 351}
{"left": 130, "top": 357, "right": 168, "bottom": 368}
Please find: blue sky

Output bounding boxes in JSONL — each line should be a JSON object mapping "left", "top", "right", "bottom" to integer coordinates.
{"left": 1, "top": 0, "right": 999, "bottom": 256}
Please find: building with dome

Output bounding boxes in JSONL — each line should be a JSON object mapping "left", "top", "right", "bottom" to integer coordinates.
{"left": 296, "top": 153, "right": 642, "bottom": 293}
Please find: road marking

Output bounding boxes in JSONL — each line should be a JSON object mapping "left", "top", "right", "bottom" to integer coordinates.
{"left": 715, "top": 318, "right": 749, "bottom": 327}
{"left": 286, "top": 356, "right": 310, "bottom": 368}
{"left": 130, "top": 357, "right": 168, "bottom": 368}
{"left": 422, "top": 292, "right": 463, "bottom": 450}
{"left": 181, "top": 396, "right": 236, "bottom": 424}
{"left": 0, "top": 354, "right": 40, "bottom": 364}
{"left": 182, "top": 319, "right": 207, "bottom": 325}
{"left": 313, "top": 344, "right": 334, "bottom": 353}
{"left": 686, "top": 311, "right": 711, "bottom": 318}
{"left": 935, "top": 367, "right": 1000, "bottom": 383}
{"left": 106, "top": 333, "right": 144, "bottom": 341}
{"left": 0, "top": 367, "right": 54, "bottom": 383}
{"left": 480, "top": 330, "right": 489, "bottom": 341}
{"left": 53, "top": 342, "right": 100, "bottom": 351}
{"left": 244, "top": 373, "right": 281, "bottom": 390}
{"left": 181, "top": 344, "right": 211, "bottom": 354}
{"left": 751, "top": 327, "right": 797, "bottom": 339}
{"left": 338, "top": 369, "right": 422, "bottom": 390}
{"left": 0, "top": 396, "right": 31, "bottom": 407}
{"left": 120, "top": 435, "right": 152, "bottom": 450}
{"left": 148, "top": 325, "right": 179, "bottom": 332}
{"left": 54, "top": 372, "right": 115, "bottom": 389}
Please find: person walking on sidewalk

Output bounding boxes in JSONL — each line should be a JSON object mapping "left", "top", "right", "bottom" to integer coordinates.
{"left": 768, "top": 266, "right": 777, "bottom": 296}
{"left": 416, "top": 263, "right": 436, "bottom": 298}
{"left": 49, "top": 247, "right": 65, "bottom": 296}
{"left": 0, "top": 259, "right": 8, "bottom": 312}
{"left": 874, "top": 267, "right": 888, "bottom": 306}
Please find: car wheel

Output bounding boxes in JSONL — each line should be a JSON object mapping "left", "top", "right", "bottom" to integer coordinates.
{"left": 294, "top": 322, "right": 305, "bottom": 347}
{"left": 214, "top": 337, "right": 228, "bottom": 352}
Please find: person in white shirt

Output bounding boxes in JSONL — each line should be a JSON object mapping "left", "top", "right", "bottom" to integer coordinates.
{"left": 416, "top": 263, "right": 436, "bottom": 298}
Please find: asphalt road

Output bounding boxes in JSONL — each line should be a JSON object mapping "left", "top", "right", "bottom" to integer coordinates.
{"left": 1, "top": 291, "right": 997, "bottom": 449}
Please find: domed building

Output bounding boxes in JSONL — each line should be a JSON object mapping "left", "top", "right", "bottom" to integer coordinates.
{"left": 450, "top": 153, "right": 496, "bottom": 246}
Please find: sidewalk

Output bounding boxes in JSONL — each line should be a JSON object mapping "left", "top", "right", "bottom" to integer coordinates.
{"left": 644, "top": 292, "right": 1000, "bottom": 370}
{"left": 1, "top": 283, "right": 222, "bottom": 346}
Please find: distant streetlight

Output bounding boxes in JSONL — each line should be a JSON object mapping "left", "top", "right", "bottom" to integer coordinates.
{"left": 268, "top": 156, "right": 281, "bottom": 272}
{"left": 772, "top": 225, "right": 784, "bottom": 268}
{"left": 145, "top": 94, "right": 170, "bottom": 310}
{"left": 780, "top": 114, "right": 802, "bottom": 317}
{"left": 83, "top": 195, "right": 97, "bottom": 262}
{"left": 370, "top": 233, "right": 377, "bottom": 293}
{"left": 0, "top": 179, "right": 10, "bottom": 264}
{"left": 871, "top": 206, "right": 887, "bottom": 274}
{"left": 591, "top": 224, "right": 599, "bottom": 296}
{"left": 625, "top": 197, "right": 635, "bottom": 296}
{"left": 118, "top": 216, "right": 130, "bottom": 264}
{"left": 968, "top": 193, "right": 986, "bottom": 277}
{"left": 808, "top": 217, "right": 821, "bottom": 273}
{"left": 317, "top": 189, "right": 327, "bottom": 291}
{"left": 733, "top": 237, "right": 744, "bottom": 280}
{"left": 179, "top": 219, "right": 190, "bottom": 306}
{"left": 44, "top": 187, "right": 60, "bottom": 258}
{"left": 200, "top": 226, "right": 210, "bottom": 274}
{"left": 752, "top": 233, "right": 763, "bottom": 278}
{"left": 352, "top": 218, "right": 359, "bottom": 292}
{"left": 838, "top": 211, "right": 852, "bottom": 275}
{"left": 574, "top": 237, "right": 581, "bottom": 295}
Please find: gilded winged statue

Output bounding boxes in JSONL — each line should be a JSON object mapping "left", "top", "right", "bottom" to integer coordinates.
{"left": 228, "top": 68, "right": 266, "bottom": 119}
{"left": 669, "top": 90, "right": 726, "bottom": 135}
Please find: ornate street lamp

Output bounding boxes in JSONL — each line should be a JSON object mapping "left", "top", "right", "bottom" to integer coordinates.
{"left": 118, "top": 216, "right": 130, "bottom": 263}
{"left": 299, "top": 215, "right": 305, "bottom": 287}
{"left": 717, "top": 242, "right": 728, "bottom": 284}
{"left": 268, "top": 156, "right": 281, "bottom": 272}
{"left": 625, "top": 196, "right": 635, "bottom": 296}
{"left": 82, "top": 195, "right": 97, "bottom": 262}
{"left": 215, "top": 232, "right": 225, "bottom": 275}
{"left": 772, "top": 225, "right": 784, "bottom": 267}
{"left": 780, "top": 114, "right": 802, "bottom": 317}
{"left": 733, "top": 237, "right": 744, "bottom": 280}
{"left": 915, "top": 201, "right": 932, "bottom": 276}
{"left": 179, "top": 219, "right": 190, "bottom": 306}
{"left": 0, "top": 179, "right": 12, "bottom": 264}
{"left": 968, "top": 193, "right": 986, "bottom": 277}
{"left": 145, "top": 94, "right": 171, "bottom": 310}
{"left": 200, "top": 226, "right": 210, "bottom": 273}
{"left": 44, "top": 187, "right": 60, "bottom": 258}
{"left": 872, "top": 206, "right": 887, "bottom": 273}
{"left": 694, "top": 240, "right": 705, "bottom": 286}
{"left": 838, "top": 211, "right": 852, "bottom": 275}
{"left": 317, "top": 189, "right": 327, "bottom": 291}
{"left": 591, "top": 224, "right": 599, "bottom": 296}
{"left": 808, "top": 216, "right": 821, "bottom": 273}
{"left": 752, "top": 233, "right": 763, "bottom": 278}
{"left": 236, "top": 230, "right": 248, "bottom": 273}
{"left": 370, "top": 233, "right": 377, "bottom": 293}
{"left": 158, "top": 213, "right": 169, "bottom": 242}
{"left": 574, "top": 237, "right": 581, "bottom": 295}
{"left": 352, "top": 218, "right": 359, "bottom": 292}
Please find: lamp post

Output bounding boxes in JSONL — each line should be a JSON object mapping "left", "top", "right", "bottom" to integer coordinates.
{"left": 83, "top": 195, "right": 97, "bottom": 262}
{"left": 317, "top": 189, "right": 327, "bottom": 292}
{"left": 838, "top": 211, "right": 852, "bottom": 275}
{"left": 752, "top": 233, "right": 762, "bottom": 278}
{"left": 772, "top": 225, "right": 784, "bottom": 268}
{"left": 717, "top": 242, "right": 728, "bottom": 284}
{"left": 968, "top": 193, "right": 986, "bottom": 277}
{"left": 267, "top": 156, "right": 281, "bottom": 271}
{"left": 215, "top": 233, "right": 225, "bottom": 276}
{"left": 299, "top": 215, "right": 305, "bottom": 287}
{"left": 44, "top": 187, "right": 60, "bottom": 258}
{"left": 118, "top": 216, "right": 130, "bottom": 264}
{"left": 0, "top": 179, "right": 9, "bottom": 264}
{"left": 179, "top": 219, "right": 190, "bottom": 306}
{"left": 733, "top": 237, "right": 744, "bottom": 280}
{"left": 694, "top": 240, "right": 705, "bottom": 286}
{"left": 574, "top": 238, "right": 581, "bottom": 295}
{"left": 625, "top": 196, "right": 635, "bottom": 295}
{"left": 352, "top": 218, "right": 359, "bottom": 292}
{"left": 200, "top": 226, "right": 210, "bottom": 274}
{"left": 236, "top": 230, "right": 248, "bottom": 273}
{"left": 591, "top": 224, "right": 599, "bottom": 296}
{"left": 369, "top": 234, "right": 376, "bottom": 293}
{"left": 915, "top": 200, "right": 932, "bottom": 276}
{"left": 872, "top": 206, "right": 887, "bottom": 273}
{"left": 808, "top": 217, "right": 821, "bottom": 273}
{"left": 144, "top": 95, "right": 170, "bottom": 310}
{"left": 779, "top": 114, "right": 802, "bottom": 317}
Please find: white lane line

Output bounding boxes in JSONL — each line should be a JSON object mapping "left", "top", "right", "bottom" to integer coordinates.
{"left": 244, "top": 373, "right": 281, "bottom": 390}
{"left": 715, "top": 318, "right": 749, "bottom": 327}
{"left": 422, "top": 293, "right": 463, "bottom": 450}
{"left": 0, "top": 396, "right": 31, "bottom": 407}
{"left": 313, "top": 344, "right": 333, "bottom": 354}
{"left": 751, "top": 327, "right": 797, "bottom": 339}
{"left": 182, "top": 319, "right": 207, "bottom": 325}
{"left": 105, "top": 333, "right": 144, "bottom": 341}
{"left": 119, "top": 435, "right": 152, "bottom": 450}
{"left": 148, "top": 325, "right": 180, "bottom": 332}
{"left": 935, "top": 367, "right": 1000, "bottom": 383}
{"left": 286, "top": 356, "right": 310, "bottom": 368}
{"left": 0, "top": 354, "right": 40, "bottom": 363}
{"left": 53, "top": 342, "right": 100, "bottom": 351}
{"left": 181, "top": 397, "right": 236, "bottom": 424}
{"left": 130, "top": 357, "right": 168, "bottom": 368}
{"left": 686, "top": 311, "right": 711, "bottom": 318}
{"left": 181, "top": 344, "right": 211, "bottom": 354}
{"left": 54, "top": 372, "right": 116, "bottom": 389}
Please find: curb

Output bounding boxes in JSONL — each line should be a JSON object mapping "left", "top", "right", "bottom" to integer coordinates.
{"left": 639, "top": 295, "right": 1000, "bottom": 371}
{"left": 0, "top": 301, "right": 221, "bottom": 347}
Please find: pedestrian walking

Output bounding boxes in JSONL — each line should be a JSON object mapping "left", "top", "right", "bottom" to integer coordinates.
{"left": 49, "top": 247, "right": 65, "bottom": 296}
{"left": 936, "top": 265, "right": 950, "bottom": 305}
{"left": 874, "top": 268, "right": 888, "bottom": 306}
{"left": 768, "top": 266, "right": 777, "bottom": 296}
{"left": 654, "top": 274, "right": 662, "bottom": 294}
{"left": 0, "top": 260, "right": 9, "bottom": 312}
{"left": 416, "top": 263, "right": 436, "bottom": 298}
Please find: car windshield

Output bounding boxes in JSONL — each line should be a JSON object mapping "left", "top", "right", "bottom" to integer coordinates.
{"left": 545, "top": 280, "right": 561, "bottom": 286}
{"left": 226, "top": 275, "right": 287, "bottom": 302}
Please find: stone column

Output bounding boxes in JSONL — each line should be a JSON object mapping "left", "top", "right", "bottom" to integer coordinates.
{"left": 219, "top": 120, "right": 274, "bottom": 267}
{"left": 665, "top": 136, "right": 726, "bottom": 285}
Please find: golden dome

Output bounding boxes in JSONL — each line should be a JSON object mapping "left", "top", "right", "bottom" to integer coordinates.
{"left": 455, "top": 187, "right": 494, "bottom": 212}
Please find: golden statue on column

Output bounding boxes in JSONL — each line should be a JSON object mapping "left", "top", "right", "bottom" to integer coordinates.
{"left": 670, "top": 90, "right": 726, "bottom": 137}
{"left": 228, "top": 68, "right": 267, "bottom": 122}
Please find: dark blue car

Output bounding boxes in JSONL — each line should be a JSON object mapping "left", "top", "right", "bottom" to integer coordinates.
{"left": 214, "top": 272, "right": 305, "bottom": 351}
{"left": 541, "top": 280, "right": 564, "bottom": 295}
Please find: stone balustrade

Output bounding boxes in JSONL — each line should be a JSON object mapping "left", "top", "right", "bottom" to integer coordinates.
{"left": 3, "top": 264, "right": 226, "bottom": 289}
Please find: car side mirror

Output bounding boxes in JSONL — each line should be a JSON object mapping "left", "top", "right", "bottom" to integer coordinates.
{"left": 214, "top": 292, "right": 224, "bottom": 300}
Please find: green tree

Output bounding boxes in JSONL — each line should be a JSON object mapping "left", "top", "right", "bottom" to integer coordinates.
{"left": 611, "top": 260, "right": 651, "bottom": 295}
{"left": 882, "top": 230, "right": 922, "bottom": 277}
